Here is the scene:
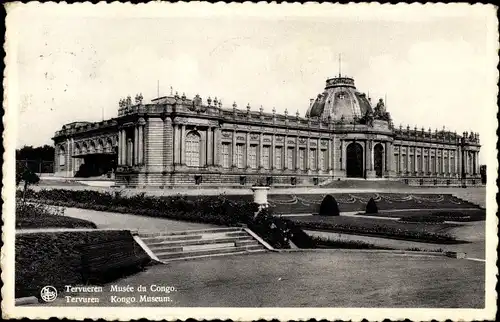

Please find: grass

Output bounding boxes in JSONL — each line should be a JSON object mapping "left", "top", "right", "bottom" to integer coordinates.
{"left": 44, "top": 252, "right": 485, "bottom": 308}
{"left": 290, "top": 215, "right": 462, "bottom": 244}
{"left": 358, "top": 209, "right": 486, "bottom": 222}
{"left": 16, "top": 202, "right": 97, "bottom": 229}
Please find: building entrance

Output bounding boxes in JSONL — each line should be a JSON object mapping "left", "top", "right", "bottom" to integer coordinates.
{"left": 346, "top": 143, "right": 364, "bottom": 178}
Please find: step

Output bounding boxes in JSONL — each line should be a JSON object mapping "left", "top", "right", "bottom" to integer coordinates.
{"left": 149, "top": 242, "right": 237, "bottom": 254}
{"left": 160, "top": 249, "right": 267, "bottom": 263}
{"left": 146, "top": 236, "right": 253, "bottom": 249}
{"left": 156, "top": 245, "right": 264, "bottom": 260}
{"left": 140, "top": 231, "right": 248, "bottom": 244}
{"left": 138, "top": 227, "right": 242, "bottom": 238}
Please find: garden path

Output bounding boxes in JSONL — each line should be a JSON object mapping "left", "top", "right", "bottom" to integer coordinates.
{"left": 60, "top": 207, "right": 217, "bottom": 232}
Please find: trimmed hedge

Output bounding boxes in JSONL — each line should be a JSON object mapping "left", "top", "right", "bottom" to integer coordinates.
{"left": 318, "top": 195, "right": 340, "bottom": 216}
{"left": 365, "top": 198, "right": 378, "bottom": 214}
{"left": 295, "top": 220, "right": 459, "bottom": 244}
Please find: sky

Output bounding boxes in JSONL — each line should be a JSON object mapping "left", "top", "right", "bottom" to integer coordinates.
{"left": 7, "top": 3, "right": 498, "bottom": 164}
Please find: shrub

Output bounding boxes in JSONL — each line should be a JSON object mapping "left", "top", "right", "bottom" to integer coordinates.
{"left": 365, "top": 197, "right": 378, "bottom": 214}
{"left": 318, "top": 195, "right": 339, "bottom": 216}
{"left": 399, "top": 215, "right": 446, "bottom": 223}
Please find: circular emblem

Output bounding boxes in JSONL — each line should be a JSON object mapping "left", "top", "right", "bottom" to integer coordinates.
{"left": 40, "top": 286, "right": 58, "bottom": 302}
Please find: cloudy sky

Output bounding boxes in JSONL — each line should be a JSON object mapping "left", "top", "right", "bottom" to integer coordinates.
{"left": 6, "top": 3, "right": 498, "bottom": 163}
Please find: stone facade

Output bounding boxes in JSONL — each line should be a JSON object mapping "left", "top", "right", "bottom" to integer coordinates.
{"left": 52, "top": 77, "right": 481, "bottom": 187}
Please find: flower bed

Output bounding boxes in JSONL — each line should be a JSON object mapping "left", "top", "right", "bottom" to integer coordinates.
{"left": 16, "top": 202, "right": 97, "bottom": 229}
{"left": 290, "top": 215, "right": 461, "bottom": 244}
{"left": 311, "top": 237, "right": 393, "bottom": 250}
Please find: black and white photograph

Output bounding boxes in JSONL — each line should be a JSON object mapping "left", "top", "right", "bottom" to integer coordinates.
{"left": 3, "top": 2, "right": 498, "bottom": 321}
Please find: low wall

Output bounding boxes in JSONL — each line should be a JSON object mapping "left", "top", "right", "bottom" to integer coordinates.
{"left": 15, "top": 229, "right": 151, "bottom": 299}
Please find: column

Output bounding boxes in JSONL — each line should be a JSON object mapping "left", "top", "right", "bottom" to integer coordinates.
{"left": 232, "top": 131, "right": 236, "bottom": 167}
{"left": 413, "top": 147, "right": 417, "bottom": 175}
{"left": 328, "top": 139, "right": 332, "bottom": 171}
{"left": 180, "top": 125, "right": 186, "bottom": 165}
{"left": 246, "top": 132, "right": 251, "bottom": 168}
{"left": 173, "top": 125, "right": 179, "bottom": 165}
{"left": 138, "top": 125, "right": 144, "bottom": 165}
{"left": 134, "top": 126, "right": 139, "bottom": 165}
{"left": 306, "top": 138, "right": 310, "bottom": 170}
{"left": 474, "top": 151, "right": 479, "bottom": 175}
{"left": 207, "top": 127, "right": 212, "bottom": 166}
{"left": 296, "top": 137, "right": 300, "bottom": 170}
{"left": 271, "top": 134, "right": 275, "bottom": 170}
{"left": 340, "top": 140, "right": 345, "bottom": 170}
{"left": 448, "top": 150, "right": 451, "bottom": 177}
{"left": 406, "top": 145, "right": 411, "bottom": 174}
{"left": 212, "top": 128, "right": 218, "bottom": 166}
{"left": 317, "top": 137, "right": 321, "bottom": 170}
{"left": 121, "top": 129, "right": 126, "bottom": 166}
{"left": 284, "top": 136, "right": 288, "bottom": 170}
{"left": 385, "top": 141, "right": 391, "bottom": 174}
{"left": 365, "top": 140, "right": 371, "bottom": 174}
{"left": 259, "top": 133, "right": 263, "bottom": 168}
{"left": 441, "top": 148, "right": 445, "bottom": 175}
{"left": 400, "top": 146, "right": 404, "bottom": 174}
{"left": 117, "top": 130, "right": 122, "bottom": 165}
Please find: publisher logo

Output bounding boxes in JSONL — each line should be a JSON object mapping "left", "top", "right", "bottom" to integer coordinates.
{"left": 40, "top": 286, "right": 57, "bottom": 302}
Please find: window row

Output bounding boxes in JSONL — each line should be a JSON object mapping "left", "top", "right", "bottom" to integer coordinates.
{"left": 221, "top": 143, "right": 328, "bottom": 170}
{"left": 395, "top": 155, "right": 457, "bottom": 174}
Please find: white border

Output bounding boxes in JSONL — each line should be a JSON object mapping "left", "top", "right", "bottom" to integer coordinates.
{"left": 2, "top": 2, "right": 498, "bottom": 320}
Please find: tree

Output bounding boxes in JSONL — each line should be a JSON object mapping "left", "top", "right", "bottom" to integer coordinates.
{"left": 318, "top": 195, "right": 340, "bottom": 216}
{"left": 16, "top": 162, "right": 40, "bottom": 203}
{"left": 365, "top": 198, "right": 378, "bottom": 214}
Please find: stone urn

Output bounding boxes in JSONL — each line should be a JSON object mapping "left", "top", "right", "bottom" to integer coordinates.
{"left": 251, "top": 186, "right": 270, "bottom": 209}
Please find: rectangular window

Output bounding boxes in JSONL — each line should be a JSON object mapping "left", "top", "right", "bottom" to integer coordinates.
{"left": 431, "top": 156, "right": 436, "bottom": 173}
{"left": 417, "top": 155, "right": 422, "bottom": 172}
{"left": 395, "top": 154, "right": 400, "bottom": 173}
{"left": 249, "top": 145, "right": 257, "bottom": 169}
{"left": 222, "top": 143, "right": 231, "bottom": 168}
{"left": 403, "top": 155, "right": 408, "bottom": 172}
{"left": 450, "top": 157, "right": 455, "bottom": 174}
{"left": 408, "top": 155, "right": 413, "bottom": 173}
{"left": 423, "top": 156, "right": 428, "bottom": 173}
{"left": 299, "top": 148, "right": 305, "bottom": 170}
{"left": 310, "top": 149, "right": 317, "bottom": 170}
{"left": 437, "top": 156, "right": 442, "bottom": 174}
{"left": 262, "top": 146, "right": 270, "bottom": 170}
{"left": 287, "top": 147, "right": 294, "bottom": 170}
{"left": 236, "top": 144, "right": 245, "bottom": 168}
{"left": 444, "top": 157, "right": 448, "bottom": 174}
{"left": 275, "top": 147, "right": 282, "bottom": 169}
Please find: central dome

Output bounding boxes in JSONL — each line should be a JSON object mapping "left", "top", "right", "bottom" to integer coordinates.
{"left": 306, "top": 76, "right": 373, "bottom": 121}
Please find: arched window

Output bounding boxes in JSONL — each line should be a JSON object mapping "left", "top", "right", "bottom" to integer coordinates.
{"left": 105, "top": 138, "right": 113, "bottom": 153}
{"left": 185, "top": 131, "right": 201, "bottom": 167}
{"left": 89, "top": 141, "right": 96, "bottom": 153}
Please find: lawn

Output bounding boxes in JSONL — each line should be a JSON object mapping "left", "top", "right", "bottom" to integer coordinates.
{"left": 16, "top": 202, "right": 97, "bottom": 229}
{"left": 44, "top": 251, "right": 485, "bottom": 308}
{"left": 225, "top": 193, "right": 480, "bottom": 214}
{"left": 289, "top": 215, "right": 463, "bottom": 244}
{"left": 358, "top": 209, "right": 486, "bottom": 222}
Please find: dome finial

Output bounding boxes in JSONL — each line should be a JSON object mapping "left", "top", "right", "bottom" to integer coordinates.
{"left": 338, "top": 53, "right": 342, "bottom": 77}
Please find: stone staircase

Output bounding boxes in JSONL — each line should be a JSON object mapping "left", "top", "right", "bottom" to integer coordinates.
{"left": 137, "top": 227, "right": 267, "bottom": 263}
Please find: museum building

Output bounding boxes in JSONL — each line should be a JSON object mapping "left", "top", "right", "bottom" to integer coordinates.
{"left": 52, "top": 75, "right": 482, "bottom": 187}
